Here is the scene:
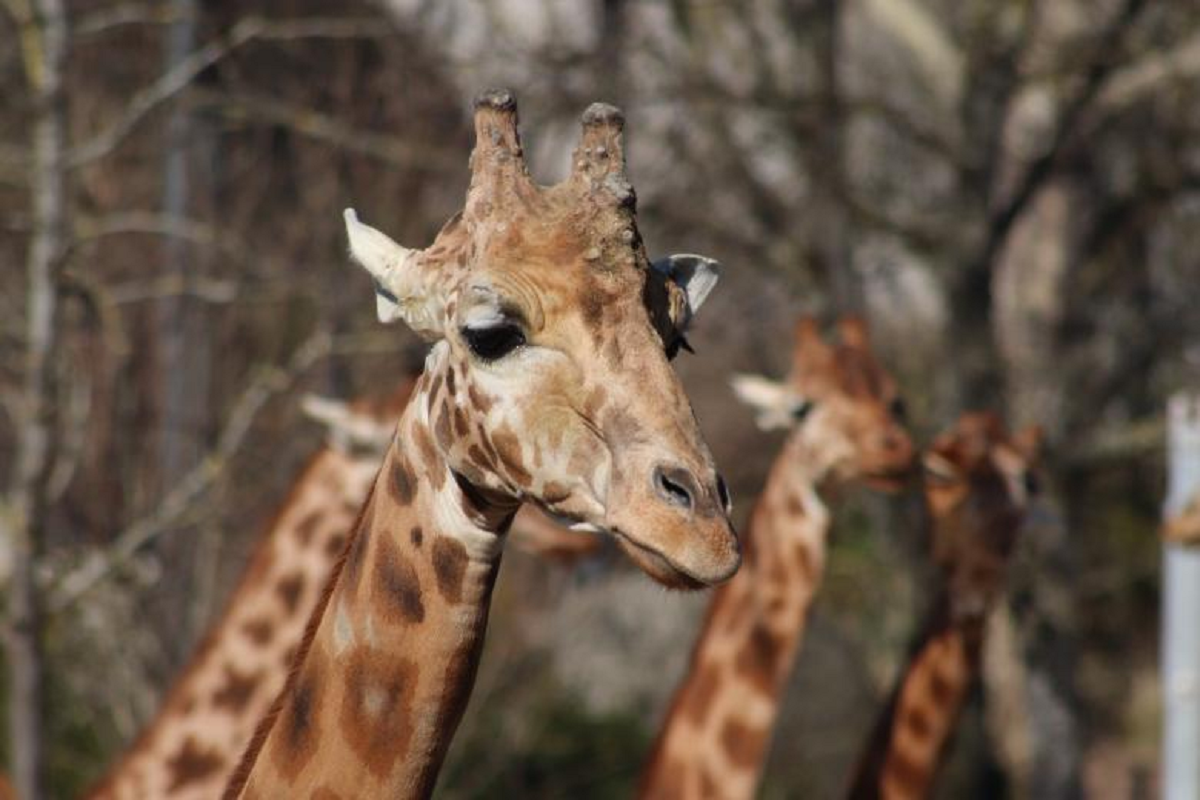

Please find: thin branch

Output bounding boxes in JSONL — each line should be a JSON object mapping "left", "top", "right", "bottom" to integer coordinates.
{"left": 71, "top": 0, "right": 185, "bottom": 36}
{"left": 1061, "top": 415, "right": 1165, "bottom": 468}
{"left": 67, "top": 16, "right": 396, "bottom": 168}
{"left": 983, "top": 0, "right": 1148, "bottom": 263}
{"left": 46, "top": 331, "right": 402, "bottom": 612}
{"left": 102, "top": 275, "right": 238, "bottom": 306}
{"left": 72, "top": 210, "right": 245, "bottom": 252}
{"left": 191, "top": 89, "right": 461, "bottom": 172}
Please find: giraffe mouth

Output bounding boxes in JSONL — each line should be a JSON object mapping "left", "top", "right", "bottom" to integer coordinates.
{"left": 861, "top": 464, "right": 915, "bottom": 492}
{"left": 608, "top": 528, "right": 709, "bottom": 590}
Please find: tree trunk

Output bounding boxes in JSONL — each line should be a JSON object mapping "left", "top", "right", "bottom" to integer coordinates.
{"left": 5, "top": 0, "right": 68, "bottom": 796}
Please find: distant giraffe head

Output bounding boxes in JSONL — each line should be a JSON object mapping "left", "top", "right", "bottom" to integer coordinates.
{"left": 731, "top": 317, "right": 915, "bottom": 489}
{"left": 922, "top": 411, "right": 1042, "bottom": 620}
{"left": 343, "top": 90, "right": 738, "bottom": 588}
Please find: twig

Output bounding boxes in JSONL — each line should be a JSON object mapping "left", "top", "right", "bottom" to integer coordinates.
{"left": 191, "top": 89, "right": 461, "bottom": 172}
{"left": 71, "top": 0, "right": 186, "bottom": 36}
{"left": 67, "top": 16, "right": 395, "bottom": 168}
{"left": 46, "top": 330, "right": 402, "bottom": 611}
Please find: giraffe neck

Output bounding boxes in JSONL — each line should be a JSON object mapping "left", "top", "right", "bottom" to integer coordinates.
{"left": 86, "top": 447, "right": 379, "bottom": 800}
{"left": 226, "top": 378, "right": 517, "bottom": 798}
{"left": 639, "top": 434, "right": 832, "bottom": 800}
{"left": 845, "top": 597, "right": 981, "bottom": 800}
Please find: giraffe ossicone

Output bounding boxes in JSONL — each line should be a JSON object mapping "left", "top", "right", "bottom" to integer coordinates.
{"left": 228, "top": 89, "right": 739, "bottom": 798}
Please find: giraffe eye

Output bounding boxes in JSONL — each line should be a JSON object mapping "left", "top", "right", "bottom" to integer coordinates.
{"left": 462, "top": 323, "right": 526, "bottom": 361}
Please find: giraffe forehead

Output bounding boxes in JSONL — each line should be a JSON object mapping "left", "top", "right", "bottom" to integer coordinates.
{"left": 796, "top": 350, "right": 894, "bottom": 402}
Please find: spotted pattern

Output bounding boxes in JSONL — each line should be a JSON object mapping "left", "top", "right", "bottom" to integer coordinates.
{"left": 338, "top": 647, "right": 418, "bottom": 779}
{"left": 431, "top": 535, "right": 469, "bottom": 604}
{"left": 165, "top": 737, "right": 224, "bottom": 791}
{"left": 374, "top": 536, "right": 425, "bottom": 625}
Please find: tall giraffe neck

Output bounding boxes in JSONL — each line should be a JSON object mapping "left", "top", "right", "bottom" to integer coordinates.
{"left": 226, "top": 381, "right": 517, "bottom": 798}
{"left": 86, "top": 446, "right": 380, "bottom": 800}
{"left": 638, "top": 435, "right": 832, "bottom": 800}
{"left": 845, "top": 596, "right": 980, "bottom": 800}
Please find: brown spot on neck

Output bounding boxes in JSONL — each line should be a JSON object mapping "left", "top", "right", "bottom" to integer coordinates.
{"left": 275, "top": 572, "right": 306, "bottom": 615}
{"left": 272, "top": 665, "right": 321, "bottom": 778}
{"left": 733, "top": 621, "right": 787, "bottom": 696}
{"left": 720, "top": 716, "right": 768, "bottom": 769}
{"left": 431, "top": 535, "right": 469, "bottom": 604}
{"left": 338, "top": 647, "right": 419, "bottom": 779}
{"left": 212, "top": 664, "right": 263, "bottom": 713}
{"left": 294, "top": 510, "right": 324, "bottom": 547}
{"left": 389, "top": 456, "right": 417, "bottom": 506}
{"left": 166, "top": 737, "right": 225, "bottom": 791}
{"left": 374, "top": 535, "right": 426, "bottom": 625}
{"left": 241, "top": 616, "right": 274, "bottom": 647}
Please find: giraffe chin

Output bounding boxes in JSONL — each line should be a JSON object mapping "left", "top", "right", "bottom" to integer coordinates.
{"left": 861, "top": 470, "right": 912, "bottom": 493}
{"left": 611, "top": 531, "right": 711, "bottom": 591}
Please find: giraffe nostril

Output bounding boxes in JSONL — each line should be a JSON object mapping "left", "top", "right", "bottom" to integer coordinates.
{"left": 653, "top": 465, "right": 696, "bottom": 512}
{"left": 716, "top": 475, "right": 732, "bottom": 514}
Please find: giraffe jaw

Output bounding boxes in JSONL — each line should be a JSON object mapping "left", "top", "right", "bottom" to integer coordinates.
{"left": 608, "top": 528, "right": 718, "bottom": 591}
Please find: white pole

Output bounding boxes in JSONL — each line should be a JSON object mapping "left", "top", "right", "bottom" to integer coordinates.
{"left": 1164, "top": 393, "right": 1200, "bottom": 800}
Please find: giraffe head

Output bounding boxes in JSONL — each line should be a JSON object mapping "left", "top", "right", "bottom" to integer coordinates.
{"left": 922, "top": 412, "right": 1042, "bottom": 620}
{"left": 731, "top": 317, "right": 915, "bottom": 490}
{"left": 343, "top": 90, "right": 738, "bottom": 589}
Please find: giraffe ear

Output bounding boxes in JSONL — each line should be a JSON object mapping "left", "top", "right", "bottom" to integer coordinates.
{"left": 922, "top": 451, "right": 960, "bottom": 484}
{"left": 731, "top": 373, "right": 794, "bottom": 431}
{"left": 652, "top": 254, "right": 721, "bottom": 331}
{"left": 300, "top": 394, "right": 393, "bottom": 453}
{"left": 344, "top": 209, "right": 445, "bottom": 339}
{"left": 1013, "top": 424, "right": 1044, "bottom": 462}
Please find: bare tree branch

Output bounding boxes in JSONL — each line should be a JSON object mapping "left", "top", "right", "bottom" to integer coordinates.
{"left": 71, "top": 0, "right": 185, "bottom": 36}
{"left": 2, "top": 0, "right": 68, "bottom": 792}
{"left": 191, "top": 89, "right": 461, "bottom": 172}
{"left": 67, "top": 16, "right": 396, "bottom": 168}
{"left": 46, "top": 331, "right": 402, "bottom": 612}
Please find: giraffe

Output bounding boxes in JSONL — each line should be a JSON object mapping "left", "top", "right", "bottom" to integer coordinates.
{"left": 845, "top": 412, "right": 1041, "bottom": 800}
{"left": 85, "top": 383, "right": 598, "bottom": 799}
{"left": 225, "top": 89, "right": 740, "bottom": 798}
{"left": 638, "top": 317, "right": 916, "bottom": 800}
{"left": 84, "top": 384, "right": 416, "bottom": 800}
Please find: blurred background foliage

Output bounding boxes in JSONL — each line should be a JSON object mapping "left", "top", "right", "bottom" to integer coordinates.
{"left": 2, "top": 0, "right": 1198, "bottom": 796}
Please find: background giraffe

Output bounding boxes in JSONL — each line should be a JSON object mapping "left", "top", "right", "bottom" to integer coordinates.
{"left": 227, "top": 90, "right": 738, "bottom": 797}
{"left": 84, "top": 385, "right": 414, "bottom": 800}
{"left": 638, "top": 317, "right": 914, "bottom": 799}
{"left": 84, "top": 381, "right": 600, "bottom": 799}
{"left": 846, "top": 412, "right": 1041, "bottom": 800}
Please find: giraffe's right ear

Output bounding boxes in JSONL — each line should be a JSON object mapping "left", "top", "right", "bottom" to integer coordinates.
{"left": 922, "top": 450, "right": 961, "bottom": 485}
{"left": 652, "top": 254, "right": 721, "bottom": 331}
{"left": 731, "top": 373, "right": 794, "bottom": 431}
{"left": 344, "top": 209, "right": 445, "bottom": 340}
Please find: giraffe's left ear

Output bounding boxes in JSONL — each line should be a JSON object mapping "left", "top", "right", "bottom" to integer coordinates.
{"left": 300, "top": 394, "right": 393, "bottom": 453}
{"left": 1013, "top": 424, "right": 1044, "bottom": 462}
{"left": 652, "top": 254, "right": 721, "bottom": 332}
{"left": 344, "top": 209, "right": 445, "bottom": 340}
{"left": 731, "top": 373, "right": 794, "bottom": 431}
